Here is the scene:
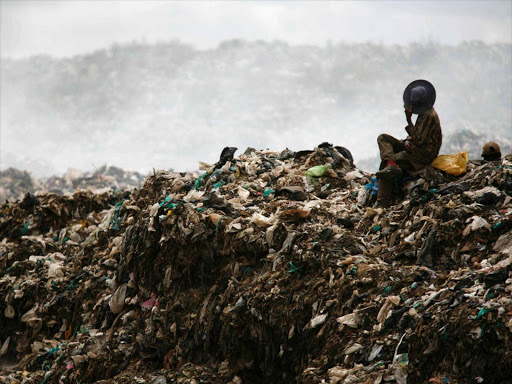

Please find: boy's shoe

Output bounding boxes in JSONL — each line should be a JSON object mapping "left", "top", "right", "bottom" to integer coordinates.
{"left": 376, "top": 165, "right": 402, "bottom": 180}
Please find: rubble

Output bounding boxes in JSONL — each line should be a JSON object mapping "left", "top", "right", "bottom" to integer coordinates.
{"left": 1, "top": 144, "right": 512, "bottom": 383}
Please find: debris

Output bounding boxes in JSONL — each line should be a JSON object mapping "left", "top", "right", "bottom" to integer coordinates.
{"left": 0, "top": 148, "right": 511, "bottom": 384}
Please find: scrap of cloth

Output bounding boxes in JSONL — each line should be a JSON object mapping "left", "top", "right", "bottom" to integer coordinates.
{"left": 405, "top": 107, "right": 442, "bottom": 170}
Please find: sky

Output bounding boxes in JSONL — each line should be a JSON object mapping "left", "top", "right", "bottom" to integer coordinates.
{"left": 1, "top": 1, "right": 511, "bottom": 58}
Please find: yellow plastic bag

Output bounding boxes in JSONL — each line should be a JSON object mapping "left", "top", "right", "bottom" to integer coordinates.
{"left": 431, "top": 151, "right": 469, "bottom": 176}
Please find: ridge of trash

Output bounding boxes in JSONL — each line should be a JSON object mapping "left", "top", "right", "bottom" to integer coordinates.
{"left": 1, "top": 144, "right": 512, "bottom": 384}
{"left": 0, "top": 165, "right": 147, "bottom": 203}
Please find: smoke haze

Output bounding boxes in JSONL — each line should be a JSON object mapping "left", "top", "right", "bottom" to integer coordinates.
{"left": 1, "top": 2, "right": 511, "bottom": 176}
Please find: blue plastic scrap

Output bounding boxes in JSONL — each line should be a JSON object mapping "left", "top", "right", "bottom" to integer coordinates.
{"left": 365, "top": 177, "right": 379, "bottom": 196}
{"left": 111, "top": 200, "right": 126, "bottom": 230}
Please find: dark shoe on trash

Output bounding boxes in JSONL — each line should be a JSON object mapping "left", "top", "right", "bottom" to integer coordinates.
{"left": 376, "top": 165, "right": 402, "bottom": 180}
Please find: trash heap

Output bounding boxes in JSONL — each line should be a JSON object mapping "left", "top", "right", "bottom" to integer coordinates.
{"left": 1, "top": 165, "right": 147, "bottom": 203}
{"left": 0, "top": 169, "right": 44, "bottom": 204}
{"left": 44, "top": 165, "right": 147, "bottom": 196}
{"left": 1, "top": 144, "right": 512, "bottom": 384}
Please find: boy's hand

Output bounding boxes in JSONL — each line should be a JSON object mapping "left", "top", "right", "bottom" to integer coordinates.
{"left": 404, "top": 140, "right": 416, "bottom": 153}
{"left": 404, "top": 105, "right": 413, "bottom": 121}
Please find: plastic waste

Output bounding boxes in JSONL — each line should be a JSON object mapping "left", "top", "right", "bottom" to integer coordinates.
{"left": 0, "top": 337, "right": 10, "bottom": 357}
{"left": 305, "top": 164, "right": 332, "bottom": 183}
{"left": 393, "top": 353, "right": 409, "bottom": 384}
{"left": 149, "top": 376, "right": 167, "bottom": 384}
{"left": 215, "top": 146, "right": 238, "bottom": 168}
{"left": 109, "top": 283, "right": 127, "bottom": 314}
{"left": 463, "top": 216, "right": 491, "bottom": 236}
{"left": 431, "top": 151, "right": 469, "bottom": 176}
{"left": 494, "top": 231, "right": 512, "bottom": 256}
{"left": 309, "top": 313, "right": 328, "bottom": 328}
{"left": 343, "top": 343, "right": 363, "bottom": 354}
{"left": 336, "top": 313, "right": 360, "bottom": 328}
{"left": 4, "top": 304, "right": 15, "bottom": 318}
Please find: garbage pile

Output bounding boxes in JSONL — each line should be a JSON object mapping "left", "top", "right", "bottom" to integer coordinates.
{"left": 0, "top": 165, "right": 147, "bottom": 203}
{"left": 0, "top": 168, "right": 44, "bottom": 204}
{"left": 45, "top": 165, "right": 147, "bottom": 195}
{"left": 1, "top": 144, "right": 512, "bottom": 384}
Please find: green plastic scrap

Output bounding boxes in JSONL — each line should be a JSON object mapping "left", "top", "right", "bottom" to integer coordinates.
{"left": 493, "top": 165, "right": 512, "bottom": 171}
{"left": 263, "top": 188, "right": 275, "bottom": 197}
{"left": 346, "top": 265, "right": 358, "bottom": 276}
{"left": 477, "top": 307, "right": 489, "bottom": 319}
{"left": 372, "top": 225, "right": 382, "bottom": 233}
{"left": 305, "top": 164, "right": 332, "bottom": 184}
{"left": 384, "top": 285, "right": 392, "bottom": 293}
{"left": 48, "top": 346, "right": 61, "bottom": 356}
{"left": 21, "top": 221, "right": 30, "bottom": 235}
{"left": 215, "top": 216, "right": 226, "bottom": 232}
{"left": 42, "top": 360, "right": 52, "bottom": 371}
{"left": 193, "top": 172, "right": 208, "bottom": 190}
{"left": 288, "top": 261, "right": 301, "bottom": 273}
{"left": 410, "top": 282, "right": 418, "bottom": 290}
{"left": 413, "top": 300, "right": 423, "bottom": 309}
{"left": 492, "top": 222, "right": 502, "bottom": 230}
{"left": 213, "top": 180, "right": 226, "bottom": 189}
{"left": 159, "top": 196, "right": 172, "bottom": 207}
{"left": 195, "top": 207, "right": 206, "bottom": 212}
{"left": 158, "top": 196, "right": 177, "bottom": 209}
{"left": 396, "top": 353, "right": 409, "bottom": 367}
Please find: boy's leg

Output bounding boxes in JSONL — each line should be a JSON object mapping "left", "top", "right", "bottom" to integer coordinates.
{"left": 376, "top": 177, "right": 393, "bottom": 208}
{"left": 376, "top": 134, "right": 406, "bottom": 180}
{"left": 377, "top": 134, "right": 406, "bottom": 165}
{"left": 394, "top": 151, "right": 415, "bottom": 173}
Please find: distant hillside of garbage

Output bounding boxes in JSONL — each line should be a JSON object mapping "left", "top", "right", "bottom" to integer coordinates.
{"left": 2, "top": 40, "right": 510, "bottom": 174}
{"left": 1, "top": 144, "right": 511, "bottom": 383}
{"left": 0, "top": 165, "right": 147, "bottom": 203}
